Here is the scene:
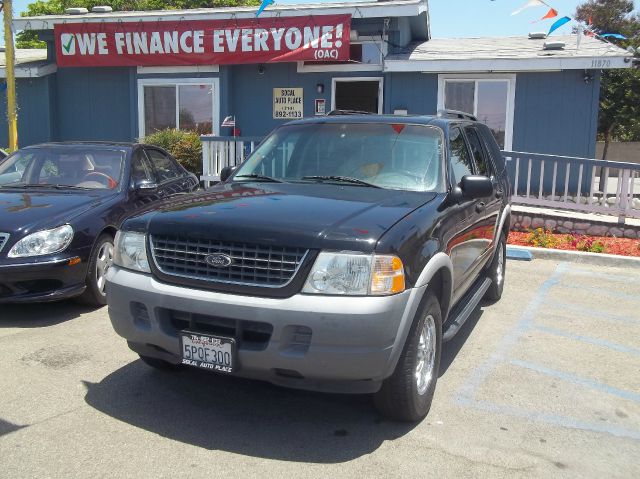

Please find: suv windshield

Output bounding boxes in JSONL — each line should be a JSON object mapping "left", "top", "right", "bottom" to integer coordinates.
{"left": 0, "top": 147, "right": 125, "bottom": 190}
{"left": 234, "top": 123, "right": 444, "bottom": 192}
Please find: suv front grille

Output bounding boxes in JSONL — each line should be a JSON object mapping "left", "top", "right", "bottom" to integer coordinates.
{"left": 0, "top": 233, "right": 9, "bottom": 253}
{"left": 150, "top": 235, "right": 308, "bottom": 288}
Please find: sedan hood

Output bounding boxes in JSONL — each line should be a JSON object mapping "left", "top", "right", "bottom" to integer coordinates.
{"left": 0, "top": 190, "right": 110, "bottom": 236}
{"left": 130, "top": 182, "right": 437, "bottom": 252}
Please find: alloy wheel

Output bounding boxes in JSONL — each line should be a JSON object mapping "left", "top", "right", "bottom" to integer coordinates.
{"left": 96, "top": 242, "right": 114, "bottom": 296}
{"left": 415, "top": 314, "right": 437, "bottom": 395}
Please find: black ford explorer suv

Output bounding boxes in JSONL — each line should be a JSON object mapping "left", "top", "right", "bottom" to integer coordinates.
{"left": 106, "top": 113, "right": 512, "bottom": 422}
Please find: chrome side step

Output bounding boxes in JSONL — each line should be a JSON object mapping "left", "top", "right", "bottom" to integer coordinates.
{"left": 442, "top": 277, "right": 492, "bottom": 342}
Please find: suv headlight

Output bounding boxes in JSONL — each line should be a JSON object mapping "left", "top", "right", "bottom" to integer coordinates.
{"left": 302, "top": 252, "right": 405, "bottom": 296}
{"left": 113, "top": 231, "right": 150, "bottom": 273}
{"left": 8, "top": 225, "right": 74, "bottom": 258}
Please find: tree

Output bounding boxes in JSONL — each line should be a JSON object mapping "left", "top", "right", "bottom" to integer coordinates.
{"left": 16, "top": 0, "right": 261, "bottom": 48}
{"left": 575, "top": 0, "right": 640, "bottom": 162}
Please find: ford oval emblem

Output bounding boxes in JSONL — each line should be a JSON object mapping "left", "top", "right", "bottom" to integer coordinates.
{"left": 204, "top": 253, "right": 233, "bottom": 268}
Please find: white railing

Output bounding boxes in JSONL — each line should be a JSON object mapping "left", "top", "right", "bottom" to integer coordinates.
{"left": 503, "top": 151, "right": 640, "bottom": 223}
{"left": 201, "top": 136, "right": 263, "bottom": 186}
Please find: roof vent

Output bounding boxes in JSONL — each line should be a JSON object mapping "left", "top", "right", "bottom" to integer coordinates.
{"left": 91, "top": 6, "right": 113, "bottom": 13}
{"left": 65, "top": 7, "right": 89, "bottom": 15}
{"left": 543, "top": 41, "right": 566, "bottom": 50}
{"left": 529, "top": 32, "right": 547, "bottom": 40}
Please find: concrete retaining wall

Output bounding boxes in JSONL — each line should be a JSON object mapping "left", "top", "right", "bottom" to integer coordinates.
{"left": 511, "top": 208, "right": 640, "bottom": 239}
{"left": 595, "top": 142, "right": 640, "bottom": 164}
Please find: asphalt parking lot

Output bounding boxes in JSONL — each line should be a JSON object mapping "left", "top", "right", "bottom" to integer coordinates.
{"left": 0, "top": 258, "right": 639, "bottom": 478}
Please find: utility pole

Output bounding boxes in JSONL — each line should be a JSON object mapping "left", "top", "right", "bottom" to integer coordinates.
{"left": 2, "top": 0, "right": 18, "bottom": 151}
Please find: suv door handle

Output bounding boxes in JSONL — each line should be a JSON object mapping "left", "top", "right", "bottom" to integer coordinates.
{"left": 475, "top": 202, "right": 486, "bottom": 213}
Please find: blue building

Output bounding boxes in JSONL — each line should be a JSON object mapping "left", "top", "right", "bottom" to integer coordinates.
{"left": 7, "top": 0, "right": 633, "bottom": 159}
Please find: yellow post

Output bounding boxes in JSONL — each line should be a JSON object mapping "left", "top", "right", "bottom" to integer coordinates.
{"left": 3, "top": 0, "right": 18, "bottom": 151}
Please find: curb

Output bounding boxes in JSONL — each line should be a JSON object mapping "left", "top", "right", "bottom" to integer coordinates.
{"left": 507, "top": 245, "right": 640, "bottom": 269}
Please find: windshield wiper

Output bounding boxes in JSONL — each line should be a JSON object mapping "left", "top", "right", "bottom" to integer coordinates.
{"left": 301, "top": 175, "right": 382, "bottom": 188}
{"left": 234, "top": 174, "right": 284, "bottom": 183}
{"left": 0, "top": 183, "right": 91, "bottom": 190}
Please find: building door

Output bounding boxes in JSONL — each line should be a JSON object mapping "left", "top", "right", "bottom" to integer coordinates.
{"left": 331, "top": 78, "right": 383, "bottom": 114}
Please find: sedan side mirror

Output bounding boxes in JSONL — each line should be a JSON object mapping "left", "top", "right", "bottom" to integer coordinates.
{"left": 460, "top": 175, "right": 493, "bottom": 199}
{"left": 220, "top": 166, "right": 238, "bottom": 183}
{"left": 134, "top": 179, "right": 159, "bottom": 196}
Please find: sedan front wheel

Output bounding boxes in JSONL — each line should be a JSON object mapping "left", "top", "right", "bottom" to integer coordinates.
{"left": 76, "top": 233, "right": 114, "bottom": 307}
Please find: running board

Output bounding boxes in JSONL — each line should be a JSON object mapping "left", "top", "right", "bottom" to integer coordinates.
{"left": 442, "top": 277, "right": 492, "bottom": 342}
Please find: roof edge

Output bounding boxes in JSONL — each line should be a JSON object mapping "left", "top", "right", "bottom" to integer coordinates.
{"left": 384, "top": 55, "right": 633, "bottom": 72}
{"left": 15, "top": 0, "right": 428, "bottom": 30}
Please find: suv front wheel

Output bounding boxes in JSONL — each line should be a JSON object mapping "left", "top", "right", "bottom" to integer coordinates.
{"left": 374, "top": 292, "right": 442, "bottom": 422}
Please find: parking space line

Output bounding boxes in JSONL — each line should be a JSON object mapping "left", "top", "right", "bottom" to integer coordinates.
{"left": 568, "top": 268, "right": 631, "bottom": 283}
{"left": 456, "top": 397, "right": 640, "bottom": 441}
{"left": 510, "top": 359, "right": 640, "bottom": 403}
{"left": 534, "top": 324, "right": 640, "bottom": 357}
{"left": 455, "top": 262, "right": 569, "bottom": 403}
{"left": 543, "top": 300, "right": 640, "bottom": 326}
{"left": 454, "top": 262, "right": 640, "bottom": 442}
{"left": 555, "top": 283, "right": 640, "bottom": 303}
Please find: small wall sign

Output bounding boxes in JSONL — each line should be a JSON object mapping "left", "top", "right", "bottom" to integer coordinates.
{"left": 315, "top": 99, "right": 326, "bottom": 116}
{"left": 273, "top": 88, "right": 303, "bottom": 119}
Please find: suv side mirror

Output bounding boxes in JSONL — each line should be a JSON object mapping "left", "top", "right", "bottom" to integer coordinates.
{"left": 460, "top": 175, "right": 493, "bottom": 199}
{"left": 134, "top": 179, "right": 159, "bottom": 196}
{"left": 220, "top": 166, "right": 238, "bottom": 183}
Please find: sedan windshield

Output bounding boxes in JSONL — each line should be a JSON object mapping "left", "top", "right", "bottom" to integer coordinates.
{"left": 233, "top": 123, "right": 444, "bottom": 192}
{"left": 0, "top": 148, "right": 125, "bottom": 190}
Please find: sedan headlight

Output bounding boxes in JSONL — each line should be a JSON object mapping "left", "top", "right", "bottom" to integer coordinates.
{"left": 302, "top": 252, "right": 405, "bottom": 296}
{"left": 113, "top": 231, "right": 150, "bottom": 273}
{"left": 8, "top": 225, "right": 74, "bottom": 258}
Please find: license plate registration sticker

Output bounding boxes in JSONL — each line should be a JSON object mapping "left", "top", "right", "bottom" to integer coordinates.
{"left": 180, "top": 332, "right": 235, "bottom": 373}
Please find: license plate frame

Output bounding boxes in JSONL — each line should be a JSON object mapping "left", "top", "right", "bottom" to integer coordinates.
{"left": 180, "top": 331, "right": 236, "bottom": 374}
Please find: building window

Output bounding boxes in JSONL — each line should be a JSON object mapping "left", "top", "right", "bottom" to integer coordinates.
{"left": 438, "top": 75, "right": 516, "bottom": 151}
{"left": 138, "top": 79, "right": 218, "bottom": 138}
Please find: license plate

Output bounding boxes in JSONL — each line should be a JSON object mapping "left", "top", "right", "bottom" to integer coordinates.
{"left": 180, "top": 332, "right": 235, "bottom": 373}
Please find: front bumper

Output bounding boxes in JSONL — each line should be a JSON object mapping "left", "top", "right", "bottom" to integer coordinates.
{"left": 106, "top": 267, "right": 427, "bottom": 394}
{"left": 0, "top": 257, "right": 87, "bottom": 303}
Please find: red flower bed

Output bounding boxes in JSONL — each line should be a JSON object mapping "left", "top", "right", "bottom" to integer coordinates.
{"left": 508, "top": 230, "right": 640, "bottom": 257}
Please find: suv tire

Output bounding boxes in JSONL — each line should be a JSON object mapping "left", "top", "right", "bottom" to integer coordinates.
{"left": 374, "top": 292, "right": 442, "bottom": 422}
{"left": 484, "top": 233, "right": 506, "bottom": 301}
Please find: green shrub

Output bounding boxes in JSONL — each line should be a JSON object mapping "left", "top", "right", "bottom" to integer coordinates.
{"left": 143, "top": 129, "right": 202, "bottom": 175}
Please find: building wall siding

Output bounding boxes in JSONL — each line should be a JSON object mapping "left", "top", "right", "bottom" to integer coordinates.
{"left": 385, "top": 72, "right": 438, "bottom": 115}
{"left": 513, "top": 70, "right": 600, "bottom": 157}
{"left": 0, "top": 77, "right": 53, "bottom": 147}
{"left": 510, "top": 70, "right": 601, "bottom": 194}
{"left": 223, "top": 63, "right": 384, "bottom": 137}
{"left": 54, "top": 67, "right": 135, "bottom": 142}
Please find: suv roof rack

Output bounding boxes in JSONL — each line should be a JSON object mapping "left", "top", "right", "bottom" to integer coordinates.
{"left": 326, "top": 110, "right": 376, "bottom": 116}
{"left": 437, "top": 109, "right": 478, "bottom": 121}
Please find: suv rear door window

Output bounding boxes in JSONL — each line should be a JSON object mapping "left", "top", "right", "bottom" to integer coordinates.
{"left": 464, "top": 127, "right": 492, "bottom": 177}
{"left": 449, "top": 127, "right": 474, "bottom": 184}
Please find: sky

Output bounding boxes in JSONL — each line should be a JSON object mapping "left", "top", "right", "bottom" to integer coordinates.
{"left": 6, "top": 0, "right": 639, "bottom": 40}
